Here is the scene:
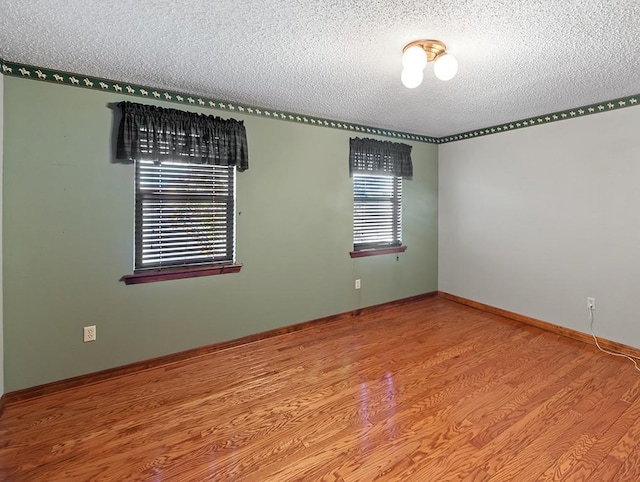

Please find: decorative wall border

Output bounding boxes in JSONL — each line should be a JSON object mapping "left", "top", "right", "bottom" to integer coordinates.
{"left": 1, "top": 58, "right": 638, "bottom": 144}
{"left": 0, "top": 58, "right": 439, "bottom": 144}
{"left": 437, "top": 93, "right": 639, "bottom": 144}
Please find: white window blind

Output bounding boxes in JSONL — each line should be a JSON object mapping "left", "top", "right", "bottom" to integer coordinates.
{"left": 135, "top": 160, "right": 235, "bottom": 271}
{"left": 353, "top": 173, "right": 402, "bottom": 250}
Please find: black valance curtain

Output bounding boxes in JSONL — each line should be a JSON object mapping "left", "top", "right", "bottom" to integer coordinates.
{"left": 116, "top": 101, "right": 248, "bottom": 171}
{"left": 349, "top": 137, "right": 412, "bottom": 180}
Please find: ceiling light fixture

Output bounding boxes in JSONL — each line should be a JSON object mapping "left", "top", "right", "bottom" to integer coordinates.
{"left": 401, "top": 39, "right": 458, "bottom": 88}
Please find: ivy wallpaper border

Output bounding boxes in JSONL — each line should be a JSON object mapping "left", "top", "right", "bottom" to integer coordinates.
{"left": 1, "top": 58, "right": 638, "bottom": 144}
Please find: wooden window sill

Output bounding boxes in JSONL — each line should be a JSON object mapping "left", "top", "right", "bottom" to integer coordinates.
{"left": 349, "top": 245, "right": 407, "bottom": 258}
{"left": 122, "top": 264, "right": 242, "bottom": 285}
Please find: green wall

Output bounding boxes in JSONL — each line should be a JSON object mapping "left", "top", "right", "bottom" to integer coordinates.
{"left": 0, "top": 72, "right": 4, "bottom": 397}
{"left": 3, "top": 76, "right": 438, "bottom": 392}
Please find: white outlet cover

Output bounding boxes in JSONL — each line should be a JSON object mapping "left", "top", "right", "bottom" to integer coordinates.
{"left": 83, "top": 325, "right": 97, "bottom": 342}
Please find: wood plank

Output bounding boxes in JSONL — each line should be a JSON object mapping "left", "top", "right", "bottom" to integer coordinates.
{"left": 1, "top": 296, "right": 640, "bottom": 480}
{"left": 438, "top": 291, "right": 640, "bottom": 359}
{"left": 3, "top": 291, "right": 438, "bottom": 405}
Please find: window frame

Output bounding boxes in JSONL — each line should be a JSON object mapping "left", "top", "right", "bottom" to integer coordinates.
{"left": 116, "top": 102, "right": 248, "bottom": 284}
{"left": 350, "top": 172, "right": 407, "bottom": 258}
{"left": 122, "top": 160, "right": 242, "bottom": 285}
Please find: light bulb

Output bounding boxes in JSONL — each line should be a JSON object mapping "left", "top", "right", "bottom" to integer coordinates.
{"left": 402, "top": 45, "right": 428, "bottom": 71}
{"left": 401, "top": 68, "right": 424, "bottom": 89}
{"left": 433, "top": 53, "right": 458, "bottom": 81}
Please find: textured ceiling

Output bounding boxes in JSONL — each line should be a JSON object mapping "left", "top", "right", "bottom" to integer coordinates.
{"left": 1, "top": 0, "right": 639, "bottom": 138}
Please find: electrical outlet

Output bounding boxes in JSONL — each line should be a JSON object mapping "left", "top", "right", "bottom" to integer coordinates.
{"left": 587, "top": 297, "right": 596, "bottom": 310}
{"left": 355, "top": 279, "right": 361, "bottom": 290}
{"left": 83, "top": 325, "right": 97, "bottom": 342}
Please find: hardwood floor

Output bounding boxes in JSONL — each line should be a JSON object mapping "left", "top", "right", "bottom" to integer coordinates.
{"left": 1, "top": 296, "right": 640, "bottom": 481}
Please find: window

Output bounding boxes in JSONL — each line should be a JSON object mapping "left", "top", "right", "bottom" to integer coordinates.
{"left": 117, "top": 101, "right": 248, "bottom": 284}
{"left": 349, "top": 137, "right": 412, "bottom": 258}
{"left": 135, "top": 160, "right": 235, "bottom": 271}
{"left": 353, "top": 173, "right": 402, "bottom": 250}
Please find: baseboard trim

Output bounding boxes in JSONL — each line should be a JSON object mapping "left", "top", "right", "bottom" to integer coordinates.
{"left": 2, "top": 291, "right": 437, "bottom": 407}
{"left": 438, "top": 291, "right": 640, "bottom": 358}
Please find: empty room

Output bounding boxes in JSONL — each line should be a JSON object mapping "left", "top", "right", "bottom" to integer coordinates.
{"left": 1, "top": 1, "right": 640, "bottom": 480}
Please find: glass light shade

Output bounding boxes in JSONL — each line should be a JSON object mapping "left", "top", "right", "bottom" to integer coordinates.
{"left": 433, "top": 53, "right": 458, "bottom": 81}
{"left": 401, "top": 68, "right": 424, "bottom": 89}
{"left": 402, "top": 45, "right": 428, "bottom": 71}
